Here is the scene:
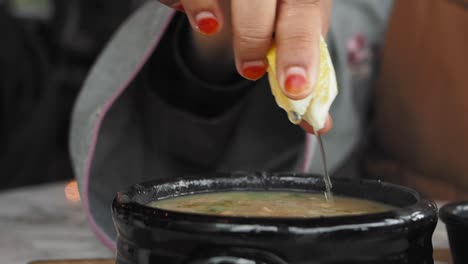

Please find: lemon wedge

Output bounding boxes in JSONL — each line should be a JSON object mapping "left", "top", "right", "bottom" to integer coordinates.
{"left": 266, "top": 37, "right": 338, "bottom": 131}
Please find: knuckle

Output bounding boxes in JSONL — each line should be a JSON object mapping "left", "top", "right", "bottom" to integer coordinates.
{"left": 281, "top": 0, "right": 320, "bottom": 7}
{"left": 281, "top": 34, "right": 316, "bottom": 48}
{"left": 234, "top": 26, "right": 271, "bottom": 47}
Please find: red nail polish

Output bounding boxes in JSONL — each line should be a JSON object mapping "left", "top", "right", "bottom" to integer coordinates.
{"left": 197, "top": 17, "right": 219, "bottom": 35}
{"left": 285, "top": 74, "right": 308, "bottom": 95}
{"left": 171, "top": 3, "right": 185, "bottom": 12}
{"left": 242, "top": 65, "right": 266, "bottom": 80}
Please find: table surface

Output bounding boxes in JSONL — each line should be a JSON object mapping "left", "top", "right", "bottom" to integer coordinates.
{"left": 0, "top": 182, "right": 452, "bottom": 264}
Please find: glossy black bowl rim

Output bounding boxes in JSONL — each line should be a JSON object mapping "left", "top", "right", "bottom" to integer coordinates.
{"left": 112, "top": 172, "right": 438, "bottom": 234}
{"left": 440, "top": 200, "right": 468, "bottom": 225}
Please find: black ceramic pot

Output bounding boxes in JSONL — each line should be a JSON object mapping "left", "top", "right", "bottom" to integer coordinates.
{"left": 112, "top": 172, "right": 438, "bottom": 264}
{"left": 439, "top": 201, "right": 468, "bottom": 264}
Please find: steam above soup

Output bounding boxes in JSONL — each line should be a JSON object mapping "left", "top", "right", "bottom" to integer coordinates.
{"left": 148, "top": 191, "right": 394, "bottom": 217}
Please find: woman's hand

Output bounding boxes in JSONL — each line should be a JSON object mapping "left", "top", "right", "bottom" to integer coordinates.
{"left": 163, "top": 0, "right": 333, "bottom": 134}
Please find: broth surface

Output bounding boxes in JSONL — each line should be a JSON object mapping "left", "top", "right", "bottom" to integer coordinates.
{"left": 148, "top": 191, "right": 394, "bottom": 217}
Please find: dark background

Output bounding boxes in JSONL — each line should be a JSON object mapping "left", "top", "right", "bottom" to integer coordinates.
{"left": 0, "top": 0, "right": 140, "bottom": 190}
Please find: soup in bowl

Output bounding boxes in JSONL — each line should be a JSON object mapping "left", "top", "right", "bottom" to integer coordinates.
{"left": 112, "top": 172, "right": 438, "bottom": 264}
{"left": 148, "top": 191, "right": 395, "bottom": 217}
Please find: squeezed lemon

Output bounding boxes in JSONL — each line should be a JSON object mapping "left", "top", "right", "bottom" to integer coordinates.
{"left": 266, "top": 37, "right": 338, "bottom": 131}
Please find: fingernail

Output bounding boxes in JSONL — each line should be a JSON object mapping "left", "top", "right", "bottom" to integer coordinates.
{"left": 195, "top": 11, "right": 219, "bottom": 35}
{"left": 284, "top": 67, "right": 308, "bottom": 96}
{"left": 171, "top": 3, "right": 185, "bottom": 12}
{"left": 241, "top": 61, "right": 267, "bottom": 80}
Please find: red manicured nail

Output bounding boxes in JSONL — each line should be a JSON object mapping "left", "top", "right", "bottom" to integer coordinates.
{"left": 284, "top": 67, "right": 308, "bottom": 95}
{"left": 242, "top": 61, "right": 266, "bottom": 80}
{"left": 195, "top": 11, "right": 219, "bottom": 35}
{"left": 171, "top": 3, "right": 185, "bottom": 12}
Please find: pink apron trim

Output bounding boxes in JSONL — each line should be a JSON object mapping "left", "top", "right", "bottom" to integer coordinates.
{"left": 82, "top": 11, "right": 175, "bottom": 251}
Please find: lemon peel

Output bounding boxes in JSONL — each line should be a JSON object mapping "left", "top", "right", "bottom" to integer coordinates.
{"left": 266, "top": 37, "right": 338, "bottom": 131}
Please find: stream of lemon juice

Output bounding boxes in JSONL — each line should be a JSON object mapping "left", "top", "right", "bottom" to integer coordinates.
{"left": 317, "top": 133, "right": 333, "bottom": 201}
{"left": 287, "top": 111, "right": 333, "bottom": 200}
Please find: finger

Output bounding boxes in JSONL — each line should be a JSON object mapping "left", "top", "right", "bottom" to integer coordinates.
{"left": 275, "top": 0, "right": 327, "bottom": 100}
{"left": 231, "top": 0, "right": 277, "bottom": 80}
{"left": 299, "top": 115, "right": 333, "bottom": 135}
{"left": 181, "top": 0, "right": 223, "bottom": 35}
{"left": 171, "top": 2, "right": 185, "bottom": 13}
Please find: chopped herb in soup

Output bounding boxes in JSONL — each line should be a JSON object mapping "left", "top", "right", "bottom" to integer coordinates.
{"left": 147, "top": 191, "right": 394, "bottom": 217}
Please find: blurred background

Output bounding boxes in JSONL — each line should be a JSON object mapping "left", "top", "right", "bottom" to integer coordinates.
{"left": 0, "top": 0, "right": 143, "bottom": 190}
{"left": 368, "top": 0, "right": 468, "bottom": 201}
{"left": 0, "top": 0, "right": 466, "bottom": 200}
{"left": 0, "top": 1, "right": 466, "bottom": 263}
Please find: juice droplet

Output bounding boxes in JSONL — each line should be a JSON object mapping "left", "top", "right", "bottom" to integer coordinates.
{"left": 288, "top": 111, "right": 302, "bottom": 124}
